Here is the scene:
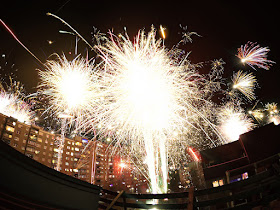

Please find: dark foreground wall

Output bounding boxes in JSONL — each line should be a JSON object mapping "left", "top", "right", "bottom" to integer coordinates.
{"left": 0, "top": 140, "right": 101, "bottom": 209}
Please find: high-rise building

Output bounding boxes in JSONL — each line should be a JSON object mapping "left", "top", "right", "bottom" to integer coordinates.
{"left": 0, "top": 112, "right": 149, "bottom": 193}
{"left": 0, "top": 113, "right": 55, "bottom": 167}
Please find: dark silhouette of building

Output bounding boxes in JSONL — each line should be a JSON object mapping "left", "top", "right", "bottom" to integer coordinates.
{"left": 0, "top": 139, "right": 101, "bottom": 209}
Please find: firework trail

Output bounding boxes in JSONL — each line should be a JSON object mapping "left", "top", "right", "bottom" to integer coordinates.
{"left": 237, "top": 41, "right": 275, "bottom": 70}
{"left": 46, "top": 13, "right": 95, "bottom": 51}
{"left": 0, "top": 19, "right": 44, "bottom": 66}
{"left": 232, "top": 70, "right": 257, "bottom": 101}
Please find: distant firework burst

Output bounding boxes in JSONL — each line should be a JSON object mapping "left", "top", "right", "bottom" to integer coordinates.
{"left": 38, "top": 54, "right": 101, "bottom": 125}
{"left": 237, "top": 41, "right": 275, "bottom": 70}
{"left": 218, "top": 102, "right": 255, "bottom": 143}
{"left": 0, "top": 80, "right": 35, "bottom": 124}
{"left": 232, "top": 70, "right": 257, "bottom": 101}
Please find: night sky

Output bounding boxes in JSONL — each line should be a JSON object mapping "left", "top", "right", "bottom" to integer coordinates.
{"left": 1, "top": 0, "right": 279, "bottom": 105}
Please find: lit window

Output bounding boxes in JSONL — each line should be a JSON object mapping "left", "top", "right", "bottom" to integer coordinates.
{"left": 75, "top": 142, "right": 81, "bottom": 146}
{"left": 65, "top": 162, "right": 69, "bottom": 166}
{"left": 242, "top": 172, "right": 249, "bottom": 180}
{"left": 54, "top": 148, "right": 59, "bottom": 152}
{"left": 75, "top": 147, "right": 79, "bottom": 151}
{"left": 212, "top": 179, "right": 224, "bottom": 187}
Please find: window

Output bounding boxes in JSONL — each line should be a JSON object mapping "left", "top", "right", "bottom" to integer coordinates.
{"left": 14, "top": 137, "right": 19, "bottom": 141}
{"left": 65, "top": 162, "right": 69, "bottom": 166}
{"left": 75, "top": 142, "right": 82, "bottom": 146}
{"left": 242, "top": 172, "right": 248, "bottom": 180}
{"left": 26, "top": 147, "right": 34, "bottom": 152}
{"left": 212, "top": 179, "right": 224, "bottom": 187}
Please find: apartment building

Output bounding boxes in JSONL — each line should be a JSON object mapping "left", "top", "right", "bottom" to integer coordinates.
{"left": 0, "top": 112, "right": 149, "bottom": 193}
{"left": 0, "top": 113, "right": 55, "bottom": 167}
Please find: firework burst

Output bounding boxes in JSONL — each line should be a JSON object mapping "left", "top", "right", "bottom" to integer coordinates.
{"left": 38, "top": 54, "right": 101, "bottom": 122}
{"left": 0, "top": 80, "right": 35, "bottom": 124}
{"left": 218, "top": 102, "right": 255, "bottom": 143}
{"left": 86, "top": 27, "right": 223, "bottom": 193}
{"left": 232, "top": 70, "right": 257, "bottom": 101}
{"left": 237, "top": 41, "right": 275, "bottom": 70}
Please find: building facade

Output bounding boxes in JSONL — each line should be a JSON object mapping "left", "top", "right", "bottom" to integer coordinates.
{"left": 0, "top": 112, "right": 148, "bottom": 193}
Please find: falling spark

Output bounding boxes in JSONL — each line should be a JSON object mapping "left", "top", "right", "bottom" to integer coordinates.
{"left": 237, "top": 41, "right": 275, "bottom": 70}
{"left": 232, "top": 70, "right": 257, "bottom": 101}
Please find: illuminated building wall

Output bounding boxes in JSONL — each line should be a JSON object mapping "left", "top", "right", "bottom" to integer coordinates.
{"left": 91, "top": 141, "right": 149, "bottom": 193}
{"left": 0, "top": 113, "right": 55, "bottom": 167}
{"left": 0, "top": 112, "right": 148, "bottom": 193}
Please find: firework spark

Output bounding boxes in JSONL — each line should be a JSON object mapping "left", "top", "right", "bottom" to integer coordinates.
{"left": 248, "top": 109, "right": 264, "bottom": 122}
{"left": 237, "top": 41, "right": 275, "bottom": 70}
{"left": 0, "top": 81, "right": 34, "bottom": 124}
{"left": 232, "top": 70, "right": 257, "bottom": 101}
{"left": 218, "top": 102, "right": 254, "bottom": 143}
{"left": 179, "top": 24, "right": 201, "bottom": 44}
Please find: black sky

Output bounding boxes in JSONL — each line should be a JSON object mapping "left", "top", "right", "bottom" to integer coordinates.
{"left": 1, "top": 0, "right": 279, "bottom": 105}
